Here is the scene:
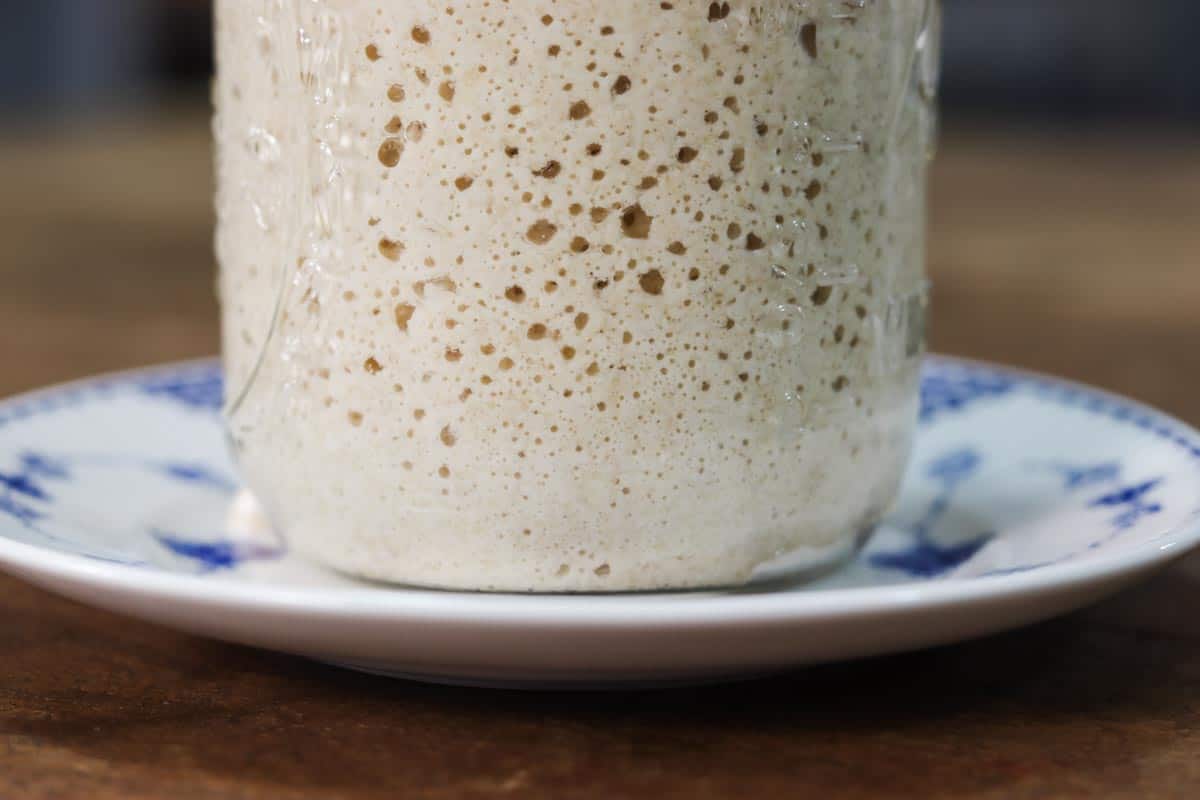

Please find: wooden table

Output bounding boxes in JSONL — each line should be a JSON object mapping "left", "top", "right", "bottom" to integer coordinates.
{"left": 1, "top": 115, "right": 1199, "bottom": 799}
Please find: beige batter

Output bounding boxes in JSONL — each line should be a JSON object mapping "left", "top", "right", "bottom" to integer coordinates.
{"left": 214, "top": 0, "right": 938, "bottom": 590}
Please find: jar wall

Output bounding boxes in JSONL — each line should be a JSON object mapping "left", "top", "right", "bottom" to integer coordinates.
{"left": 215, "top": 0, "right": 940, "bottom": 591}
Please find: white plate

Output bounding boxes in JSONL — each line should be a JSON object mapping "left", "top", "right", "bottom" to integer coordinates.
{"left": 1, "top": 356, "right": 1198, "bottom": 688}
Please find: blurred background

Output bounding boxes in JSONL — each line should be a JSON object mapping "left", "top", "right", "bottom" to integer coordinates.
{"left": 0, "top": 0, "right": 1197, "bottom": 417}
{"left": 5, "top": 1, "right": 1198, "bottom": 124}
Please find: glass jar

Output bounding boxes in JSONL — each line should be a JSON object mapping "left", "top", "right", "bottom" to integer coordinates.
{"left": 214, "top": 0, "right": 940, "bottom": 591}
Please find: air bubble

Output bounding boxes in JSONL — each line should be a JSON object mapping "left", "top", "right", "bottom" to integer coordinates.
{"left": 620, "top": 204, "right": 652, "bottom": 238}
{"left": 378, "top": 139, "right": 404, "bottom": 167}
{"left": 394, "top": 304, "right": 415, "bottom": 331}
{"left": 801, "top": 23, "right": 818, "bottom": 59}
{"left": 526, "top": 220, "right": 558, "bottom": 244}
{"left": 639, "top": 269, "right": 664, "bottom": 295}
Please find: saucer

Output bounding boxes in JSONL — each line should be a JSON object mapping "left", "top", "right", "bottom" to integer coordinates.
{"left": 1, "top": 356, "right": 1198, "bottom": 688}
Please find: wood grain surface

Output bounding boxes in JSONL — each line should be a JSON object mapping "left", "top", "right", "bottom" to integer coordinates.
{"left": 0, "top": 115, "right": 1198, "bottom": 799}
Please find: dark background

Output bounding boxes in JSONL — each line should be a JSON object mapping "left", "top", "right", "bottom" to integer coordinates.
{"left": 2, "top": 0, "right": 1199, "bottom": 127}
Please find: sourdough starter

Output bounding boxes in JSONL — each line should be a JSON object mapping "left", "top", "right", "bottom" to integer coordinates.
{"left": 215, "top": 0, "right": 939, "bottom": 590}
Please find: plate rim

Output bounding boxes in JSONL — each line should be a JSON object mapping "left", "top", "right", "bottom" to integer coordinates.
{"left": 0, "top": 354, "right": 1198, "bottom": 629}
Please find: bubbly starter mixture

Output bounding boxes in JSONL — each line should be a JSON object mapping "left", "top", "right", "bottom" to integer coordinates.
{"left": 215, "top": 0, "right": 939, "bottom": 590}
